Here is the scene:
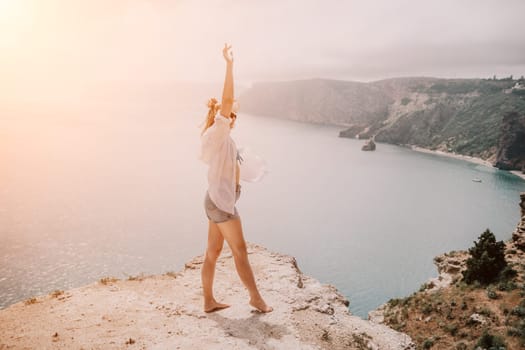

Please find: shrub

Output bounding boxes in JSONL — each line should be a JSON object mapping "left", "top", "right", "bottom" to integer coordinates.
{"left": 351, "top": 333, "right": 371, "bottom": 348}
{"left": 487, "top": 288, "right": 499, "bottom": 299}
{"left": 479, "top": 307, "right": 494, "bottom": 317}
{"left": 443, "top": 323, "right": 458, "bottom": 336}
{"left": 388, "top": 298, "right": 401, "bottom": 307}
{"left": 455, "top": 342, "right": 467, "bottom": 350}
{"left": 462, "top": 229, "right": 507, "bottom": 285}
{"left": 422, "top": 338, "right": 434, "bottom": 349}
{"left": 506, "top": 327, "right": 521, "bottom": 337}
{"left": 475, "top": 331, "right": 506, "bottom": 349}
{"left": 499, "top": 266, "right": 517, "bottom": 281}
{"left": 511, "top": 306, "right": 525, "bottom": 317}
{"left": 498, "top": 280, "right": 518, "bottom": 292}
{"left": 422, "top": 303, "right": 433, "bottom": 315}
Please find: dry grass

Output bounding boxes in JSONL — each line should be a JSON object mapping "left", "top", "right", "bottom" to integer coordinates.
{"left": 350, "top": 332, "right": 372, "bottom": 350}
{"left": 382, "top": 243, "right": 525, "bottom": 349}
{"left": 126, "top": 273, "right": 146, "bottom": 281}
{"left": 99, "top": 277, "right": 119, "bottom": 285}
{"left": 24, "top": 297, "right": 37, "bottom": 305}
{"left": 165, "top": 271, "right": 178, "bottom": 279}
{"left": 50, "top": 290, "right": 64, "bottom": 298}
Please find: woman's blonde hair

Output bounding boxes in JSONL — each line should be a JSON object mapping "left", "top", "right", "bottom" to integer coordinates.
{"left": 201, "top": 98, "right": 220, "bottom": 135}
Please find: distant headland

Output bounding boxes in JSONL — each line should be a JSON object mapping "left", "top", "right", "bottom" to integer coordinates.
{"left": 240, "top": 77, "right": 525, "bottom": 174}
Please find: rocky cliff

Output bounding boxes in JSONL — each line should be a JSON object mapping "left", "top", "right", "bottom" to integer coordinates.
{"left": 0, "top": 244, "right": 415, "bottom": 350}
{"left": 370, "top": 193, "right": 525, "bottom": 349}
{"left": 512, "top": 192, "right": 525, "bottom": 250}
{"left": 240, "top": 78, "right": 525, "bottom": 170}
{"left": 494, "top": 112, "right": 525, "bottom": 171}
{"left": 240, "top": 79, "right": 391, "bottom": 127}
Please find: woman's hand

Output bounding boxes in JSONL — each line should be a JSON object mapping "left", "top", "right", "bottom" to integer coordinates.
{"left": 223, "top": 43, "right": 233, "bottom": 63}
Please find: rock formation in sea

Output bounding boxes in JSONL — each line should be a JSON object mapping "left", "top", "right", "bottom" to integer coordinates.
{"left": 0, "top": 244, "right": 415, "bottom": 349}
{"left": 361, "top": 139, "right": 376, "bottom": 151}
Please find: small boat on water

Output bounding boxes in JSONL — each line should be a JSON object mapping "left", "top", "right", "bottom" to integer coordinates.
{"left": 472, "top": 178, "right": 482, "bottom": 183}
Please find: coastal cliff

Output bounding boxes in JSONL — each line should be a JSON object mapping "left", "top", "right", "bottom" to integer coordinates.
{"left": 494, "top": 111, "right": 525, "bottom": 172}
{"left": 240, "top": 77, "right": 525, "bottom": 171}
{"left": 0, "top": 244, "right": 414, "bottom": 350}
{"left": 370, "top": 193, "right": 525, "bottom": 349}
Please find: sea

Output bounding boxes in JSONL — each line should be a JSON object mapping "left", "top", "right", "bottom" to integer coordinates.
{"left": 1, "top": 108, "right": 524, "bottom": 318}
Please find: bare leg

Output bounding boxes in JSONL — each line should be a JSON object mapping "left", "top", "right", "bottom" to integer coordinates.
{"left": 217, "top": 218, "right": 273, "bottom": 313}
{"left": 201, "top": 220, "right": 230, "bottom": 312}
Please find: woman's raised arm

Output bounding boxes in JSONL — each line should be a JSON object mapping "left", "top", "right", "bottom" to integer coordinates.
{"left": 220, "top": 44, "right": 234, "bottom": 118}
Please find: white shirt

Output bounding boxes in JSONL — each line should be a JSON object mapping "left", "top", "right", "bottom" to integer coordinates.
{"left": 200, "top": 114, "right": 238, "bottom": 214}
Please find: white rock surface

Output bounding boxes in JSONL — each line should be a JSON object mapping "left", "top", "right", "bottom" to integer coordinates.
{"left": 0, "top": 243, "right": 414, "bottom": 349}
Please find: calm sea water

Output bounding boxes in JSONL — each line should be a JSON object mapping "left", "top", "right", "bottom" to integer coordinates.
{"left": 1, "top": 111, "right": 524, "bottom": 318}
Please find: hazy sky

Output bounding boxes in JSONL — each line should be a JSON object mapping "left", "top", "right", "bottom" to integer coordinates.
{"left": 1, "top": 0, "right": 525, "bottom": 87}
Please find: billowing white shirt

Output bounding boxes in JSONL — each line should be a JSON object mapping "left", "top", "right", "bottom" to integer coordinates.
{"left": 200, "top": 115, "right": 238, "bottom": 214}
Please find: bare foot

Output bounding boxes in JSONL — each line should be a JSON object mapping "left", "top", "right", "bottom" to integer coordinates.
{"left": 204, "top": 300, "right": 230, "bottom": 313}
{"left": 249, "top": 297, "right": 273, "bottom": 313}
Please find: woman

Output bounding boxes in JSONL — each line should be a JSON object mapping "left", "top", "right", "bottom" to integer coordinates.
{"left": 199, "top": 44, "right": 273, "bottom": 314}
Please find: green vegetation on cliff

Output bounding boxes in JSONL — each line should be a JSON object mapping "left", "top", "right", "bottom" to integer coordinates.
{"left": 380, "top": 226, "right": 525, "bottom": 350}
{"left": 462, "top": 230, "right": 508, "bottom": 285}
{"left": 376, "top": 81, "right": 525, "bottom": 162}
{"left": 240, "top": 77, "right": 525, "bottom": 170}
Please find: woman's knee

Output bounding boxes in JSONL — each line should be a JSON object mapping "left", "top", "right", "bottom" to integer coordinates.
{"left": 206, "top": 246, "right": 223, "bottom": 261}
{"left": 230, "top": 241, "right": 248, "bottom": 259}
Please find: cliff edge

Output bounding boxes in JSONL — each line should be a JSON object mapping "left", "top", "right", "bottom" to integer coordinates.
{"left": 494, "top": 111, "right": 525, "bottom": 171}
{"left": 370, "top": 193, "right": 525, "bottom": 349}
{"left": 0, "top": 244, "right": 414, "bottom": 350}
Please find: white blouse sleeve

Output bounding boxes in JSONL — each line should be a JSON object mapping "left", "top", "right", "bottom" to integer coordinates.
{"left": 199, "top": 115, "right": 231, "bottom": 164}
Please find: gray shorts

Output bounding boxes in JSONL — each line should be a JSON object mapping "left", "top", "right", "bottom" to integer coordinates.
{"left": 204, "top": 184, "right": 242, "bottom": 223}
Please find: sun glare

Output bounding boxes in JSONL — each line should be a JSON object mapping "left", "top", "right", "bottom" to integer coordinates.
{"left": 0, "top": 0, "right": 34, "bottom": 49}
{"left": 0, "top": 0, "right": 19, "bottom": 20}
{"left": 0, "top": 0, "right": 33, "bottom": 25}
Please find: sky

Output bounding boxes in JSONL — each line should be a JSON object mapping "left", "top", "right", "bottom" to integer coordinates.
{"left": 1, "top": 0, "right": 524, "bottom": 89}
